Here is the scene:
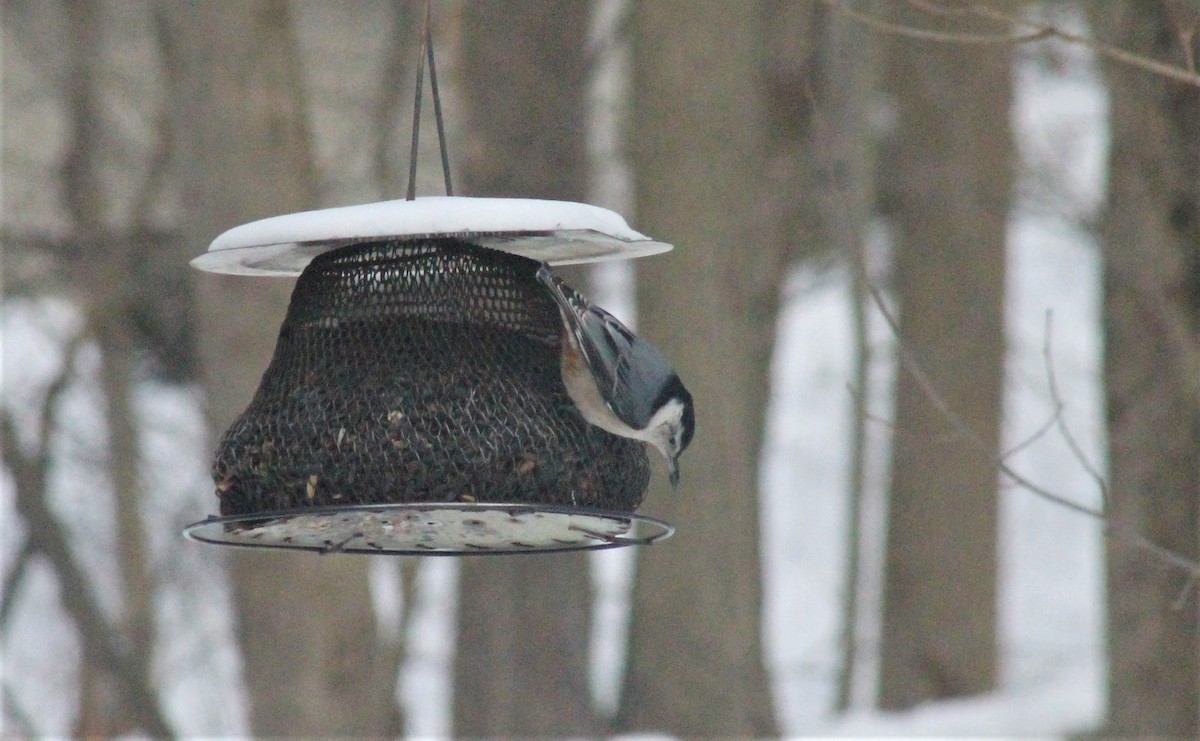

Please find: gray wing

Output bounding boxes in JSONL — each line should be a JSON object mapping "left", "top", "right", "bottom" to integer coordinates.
{"left": 536, "top": 265, "right": 674, "bottom": 429}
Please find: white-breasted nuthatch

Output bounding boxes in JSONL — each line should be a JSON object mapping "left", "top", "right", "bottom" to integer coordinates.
{"left": 536, "top": 264, "right": 695, "bottom": 488}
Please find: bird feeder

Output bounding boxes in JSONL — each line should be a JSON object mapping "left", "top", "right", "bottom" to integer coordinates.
{"left": 183, "top": 197, "right": 676, "bottom": 554}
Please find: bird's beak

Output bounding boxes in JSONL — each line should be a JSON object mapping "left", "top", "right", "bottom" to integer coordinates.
{"left": 668, "top": 456, "right": 680, "bottom": 490}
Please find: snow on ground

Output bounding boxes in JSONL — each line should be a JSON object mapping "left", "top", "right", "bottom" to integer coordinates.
{"left": 820, "top": 659, "right": 1101, "bottom": 737}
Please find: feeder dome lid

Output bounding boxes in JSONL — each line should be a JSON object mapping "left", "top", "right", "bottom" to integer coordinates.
{"left": 191, "top": 196, "right": 672, "bottom": 276}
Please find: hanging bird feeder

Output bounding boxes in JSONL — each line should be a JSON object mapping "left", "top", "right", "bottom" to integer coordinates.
{"left": 184, "top": 5, "right": 685, "bottom": 555}
{"left": 183, "top": 198, "right": 677, "bottom": 554}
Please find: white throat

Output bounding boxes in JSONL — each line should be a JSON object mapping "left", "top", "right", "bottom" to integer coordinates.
{"left": 563, "top": 360, "right": 684, "bottom": 455}
{"left": 642, "top": 397, "right": 685, "bottom": 458}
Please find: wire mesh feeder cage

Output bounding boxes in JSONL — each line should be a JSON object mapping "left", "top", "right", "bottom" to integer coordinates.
{"left": 184, "top": 197, "right": 676, "bottom": 554}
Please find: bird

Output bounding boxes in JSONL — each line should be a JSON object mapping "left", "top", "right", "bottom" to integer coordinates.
{"left": 536, "top": 264, "right": 694, "bottom": 488}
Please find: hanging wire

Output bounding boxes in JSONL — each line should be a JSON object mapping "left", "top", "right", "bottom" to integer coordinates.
{"left": 406, "top": 0, "right": 453, "bottom": 200}
{"left": 404, "top": 5, "right": 427, "bottom": 201}
{"left": 427, "top": 13, "right": 452, "bottom": 196}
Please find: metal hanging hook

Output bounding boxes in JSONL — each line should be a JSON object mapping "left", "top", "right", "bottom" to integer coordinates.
{"left": 406, "top": 0, "right": 453, "bottom": 200}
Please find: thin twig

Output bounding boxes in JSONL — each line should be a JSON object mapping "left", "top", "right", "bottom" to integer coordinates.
{"left": 863, "top": 408, "right": 897, "bottom": 432}
{"left": 0, "top": 536, "right": 37, "bottom": 630}
{"left": 865, "top": 282, "right": 1200, "bottom": 578}
{"left": 1041, "top": 311, "right": 1110, "bottom": 509}
{"left": 1176, "top": 26, "right": 1197, "bottom": 74}
{"left": 866, "top": 286, "right": 985, "bottom": 451}
{"left": 820, "top": 0, "right": 1053, "bottom": 46}
{"left": 129, "top": 100, "right": 173, "bottom": 230}
{"left": 868, "top": 282, "right": 1100, "bottom": 517}
{"left": 822, "top": 0, "right": 1200, "bottom": 89}
{"left": 1, "top": 681, "right": 36, "bottom": 737}
{"left": 1000, "top": 397, "right": 1062, "bottom": 461}
{"left": 969, "top": 3, "right": 1200, "bottom": 87}
{"left": 1, "top": 336, "right": 173, "bottom": 737}
{"left": 838, "top": 219, "right": 871, "bottom": 716}
{"left": 905, "top": 0, "right": 979, "bottom": 19}
{"left": 1171, "top": 575, "right": 1199, "bottom": 611}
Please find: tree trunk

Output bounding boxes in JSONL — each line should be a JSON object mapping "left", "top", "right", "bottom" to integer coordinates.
{"left": 161, "top": 2, "right": 401, "bottom": 735}
{"left": 808, "top": 1, "right": 881, "bottom": 714}
{"left": 616, "top": 2, "right": 780, "bottom": 736}
{"left": 60, "top": 3, "right": 163, "bottom": 734}
{"left": 450, "top": 3, "right": 598, "bottom": 737}
{"left": 1091, "top": 3, "right": 1200, "bottom": 735}
{"left": 876, "top": 6, "right": 1012, "bottom": 710}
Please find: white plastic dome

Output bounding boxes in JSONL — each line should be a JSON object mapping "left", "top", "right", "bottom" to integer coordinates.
{"left": 191, "top": 196, "right": 672, "bottom": 276}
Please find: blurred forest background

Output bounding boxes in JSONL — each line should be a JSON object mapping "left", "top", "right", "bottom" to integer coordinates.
{"left": 2, "top": 0, "right": 1199, "bottom": 737}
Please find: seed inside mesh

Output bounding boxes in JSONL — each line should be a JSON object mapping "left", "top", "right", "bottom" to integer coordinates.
{"left": 212, "top": 238, "right": 650, "bottom": 516}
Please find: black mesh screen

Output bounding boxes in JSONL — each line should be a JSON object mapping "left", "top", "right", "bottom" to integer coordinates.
{"left": 212, "top": 238, "right": 650, "bottom": 516}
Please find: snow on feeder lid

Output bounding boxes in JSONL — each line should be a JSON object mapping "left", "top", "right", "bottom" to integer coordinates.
{"left": 184, "top": 198, "right": 679, "bottom": 555}
{"left": 190, "top": 196, "right": 673, "bottom": 276}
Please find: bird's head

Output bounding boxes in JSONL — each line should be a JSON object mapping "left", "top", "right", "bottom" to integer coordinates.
{"left": 648, "top": 378, "right": 694, "bottom": 489}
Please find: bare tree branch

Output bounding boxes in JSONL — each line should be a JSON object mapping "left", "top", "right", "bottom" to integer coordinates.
{"left": 822, "top": 0, "right": 1200, "bottom": 89}
{"left": 866, "top": 282, "right": 1200, "bottom": 578}
{"left": 0, "top": 336, "right": 173, "bottom": 737}
{"left": 999, "top": 394, "right": 1062, "bottom": 461}
{"left": 973, "top": 2, "right": 1200, "bottom": 87}
{"left": 94, "top": 318, "right": 156, "bottom": 672}
{"left": 1129, "top": 281, "right": 1200, "bottom": 413}
{"left": 1041, "top": 312, "right": 1110, "bottom": 509}
{"left": 0, "top": 536, "right": 37, "bottom": 631}
{"left": 1, "top": 680, "right": 36, "bottom": 738}
{"left": 809, "top": 0, "right": 881, "bottom": 712}
{"left": 129, "top": 102, "right": 173, "bottom": 230}
{"left": 60, "top": 2, "right": 107, "bottom": 233}
{"left": 820, "top": 0, "right": 1052, "bottom": 46}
